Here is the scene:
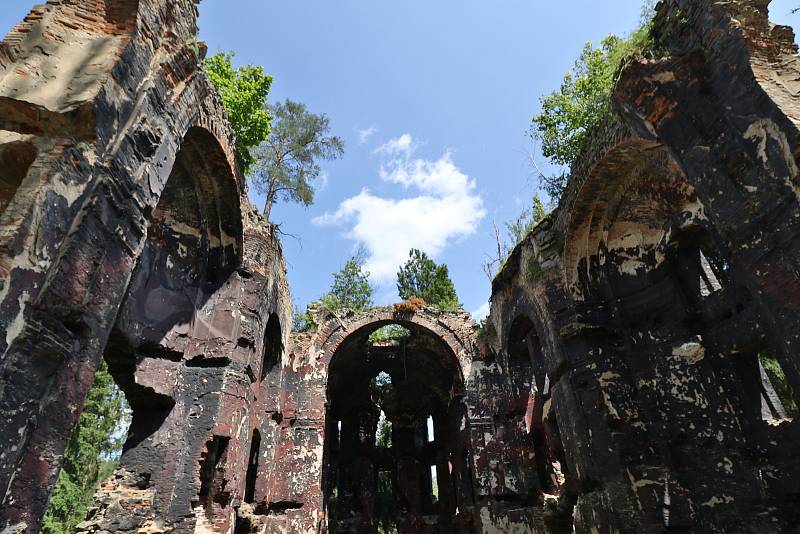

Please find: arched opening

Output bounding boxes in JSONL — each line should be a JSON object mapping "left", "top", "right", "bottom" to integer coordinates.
{"left": 507, "top": 316, "right": 542, "bottom": 415}
{"left": 261, "top": 314, "right": 282, "bottom": 382}
{"left": 244, "top": 429, "right": 261, "bottom": 504}
{"left": 95, "top": 125, "right": 243, "bottom": 521}
{"left": 198, "top": 436, "right": 231, "bottom": 508}
{"left": 506, "top": 316, "right": 568, "bottom": 502}
{"left": 111, "top": 126, "right": 242, "bottom": 347}
{"left": 323, "top": 320, "right": 472, "bottom": 533}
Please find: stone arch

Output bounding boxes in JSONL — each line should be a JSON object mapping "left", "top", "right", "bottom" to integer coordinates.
{"left": 318, "top": 309, "right": 476, "bottom": 533}
{"left": 0, "top": 12, "right": 248, "bottom": 526}
{"left": 563, "top": 139, "right": 707, "bottom": 303}
{"left": 111, "top": 121, "right": 242, "bottom": 350}
{"left": 101, "top": 114, "right": 247, "bottom": 520}
{"left": 317, "top": 309, "right": 472, "bottom": 380}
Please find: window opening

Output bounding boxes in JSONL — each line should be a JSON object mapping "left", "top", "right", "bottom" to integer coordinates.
{"left": 376, "top": 410, "right": 392, "bottom": 448}
{"left": 244, "top": 429, "right": 261, "bottom": 504}
{"left": 368, "top": 324, "right": 411, "bottom": 346}
{"left": 430, "top": 465, "right": 439, "bottom": 503}
{"left": 261, "top": 314, "right": 282, "bottom": 381}
{"left": 758, "top": 351, "right": 798, "bottom": 419}
{"left": 198, "top": 436, "right": 231, "bottom": 508}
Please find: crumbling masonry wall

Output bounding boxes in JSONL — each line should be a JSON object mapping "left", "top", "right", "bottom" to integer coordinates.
{"left": 491, "top": 0, "right": 800, "bottom": 532}
{"left": 0, "top": 1, "right": 290, "bottom": 533}
{"left": 1, "top": 0, "right": 800, "bottom": 533}
{"left": 253, "top": 307, "right": 485, "bottom": 534}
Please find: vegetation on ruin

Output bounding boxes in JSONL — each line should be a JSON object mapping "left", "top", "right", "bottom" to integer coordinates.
{"left": 41, "top": 361, "right": 130, "bottom": 534}
{"left": 507, "top": 194, "right": 547, "bottom": 247}
{"left": 530, "top": 4, "right": 654, "bottom": 198}
{"left": 320, "top": 250, "right": 374, "bottom": 313}
{"left": 526, "top": 258, "right": 544, "bottom": 282}
{"left": 397, "top": 249, "right": 460, "bottom": 311}
{"left": 393, "top": 296, "right": 426, "bottom": 314}
{"left": 484, "top": 194, "right": 548, "bottom": 281}
{"left": 205, "top": 52, "right": 273, "bottom": 175}
{"left": 206, "top": 54, "right": 342, "bottom": 219}
{"left": 292, "top": 303, "right": 315, "bottom": 333}
{"left": 478, "top": 316, "right": 497, "bottom": 344}
{"left": 369, "top": 324, "right": 411, "bottom": 345}
{"left": 253, "top": 99, "right": 345, "bottom": 219}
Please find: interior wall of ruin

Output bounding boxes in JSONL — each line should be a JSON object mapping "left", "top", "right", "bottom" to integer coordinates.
{"left": 0, "top": 1, "right": 289, "bottom": 533}
{"left": 491, "top": 1, "right": 800, "bottom": 532}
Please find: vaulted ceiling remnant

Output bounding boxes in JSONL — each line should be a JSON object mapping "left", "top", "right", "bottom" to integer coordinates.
{"left": 1, "top": 0, "right": 800, "bottom": 533}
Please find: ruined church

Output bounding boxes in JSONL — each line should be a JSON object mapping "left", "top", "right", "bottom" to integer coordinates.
{"left": 1, "top": 0, "right": 800, "bottom": 532}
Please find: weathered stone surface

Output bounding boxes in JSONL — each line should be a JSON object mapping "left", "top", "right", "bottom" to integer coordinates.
{"left": 1, "top": 0, "right": 800, "bottom": 533}
{"left": 0, "top": 1, "right": 288, "bottom": 533}
{"left": 491, "top": 1, "right": 800, "bottom": 532}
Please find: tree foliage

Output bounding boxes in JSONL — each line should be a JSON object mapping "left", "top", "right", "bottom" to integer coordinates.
{"left": 321, "top": 250, "right": 374, "bottom": 313}
{"left": 369, "top": 324, "right": 411, "bottom": 345}
{"left": 530, "top": 15, "right": 653, "bottom": 198}
{"left": 204, "top": 52, "right": 273, "bottom": 175}
{"left": 292, "top": 303, "right": 313, "bottom": 333}
{"left": 396, "top": 249, "right": 460, "bottom": 311}
{"left": 252, "top": 99, "right": 344, "bottom": 219}
{"left": 41, "top": 361, "right": 130, "bottom": 534}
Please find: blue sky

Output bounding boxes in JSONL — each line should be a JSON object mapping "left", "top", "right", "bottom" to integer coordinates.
{"left": 2, "top": 1, "right": 799, "bottom": 319}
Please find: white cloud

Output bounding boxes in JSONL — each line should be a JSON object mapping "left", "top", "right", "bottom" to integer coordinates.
{"left": 314, "top": 135, "right": 486, "bottom": 283}
{"left": 317, "top": 171, "right": 330, "bottom": 193}
{"left": 471, "top": 302, "right": 491, "bottom": 321}
{"left": 358, "top": 126, "right": 378, "bottom": 145}
{"left": 375, "top": 133, "right": 415, "bottom": 157}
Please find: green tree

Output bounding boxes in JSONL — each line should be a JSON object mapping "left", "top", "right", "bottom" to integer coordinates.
{"left": 204, "top": 52, "right": 272, "bottom": 174}
{"left": 530, "top": 16, "right": 652, "bottom": 198}
{"left": 41, "top": 361, "right": 130, "bottom": 534}
{"left": 253, "top": 99, "right": 344, "bottom": 219}
{"left": 321, "top": 250, "right": 374, "bottom": 313}
{"left": 292, "top": 303, "right": 313, "bottom": 333}
{"left": 396, "top": 249, "right": 460, "bottom": 311}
